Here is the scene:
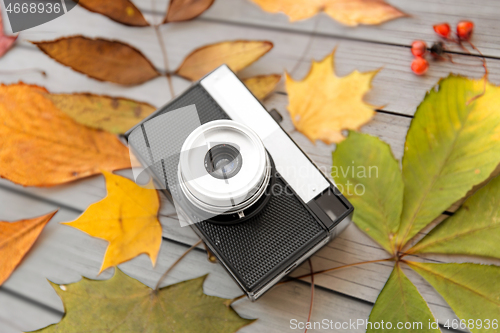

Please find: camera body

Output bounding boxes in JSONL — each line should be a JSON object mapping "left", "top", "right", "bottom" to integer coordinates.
{"left": 126, "top": 65, "right": 353, "bottom": 301}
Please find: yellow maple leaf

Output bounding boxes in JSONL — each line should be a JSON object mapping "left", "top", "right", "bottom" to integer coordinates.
{"left": 250, "top": 0, "right": 406, "bottom": 26}
{"left": 286, "top": 50, "right": 379, "bottom": 144}
{"left": 63, "top": 171, "right": 162, "bottom": 273}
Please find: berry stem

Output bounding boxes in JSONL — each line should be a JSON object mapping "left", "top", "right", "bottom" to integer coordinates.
{"left": 466, "top": 40, "right": 488, "bottom": 79}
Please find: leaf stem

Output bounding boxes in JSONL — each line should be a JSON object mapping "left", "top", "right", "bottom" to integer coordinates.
{"left": 287, "top": 257, "right": 394, "bottom": 282}
{"left": 0, "top": 68, "right": 46, "bottom": 76}
{"left": 225, "top": 294, "right": 246, "bottom": 306}
{"left": 154, "top": 239, "right": 202, "bottom": 291}
{"left": 304, "top": 259, "right": 315, "bottom": 333}
{"left": 153, "top": 25, "right": 176, "bottom": 98}
{"left": 150, "top": 0, "right": 175, "bottom": 98}
{"left": 466, "top": 40, "right": 488, "bottom": 79}
{"left": 290, "top": 15, "right": 321, "bottom": 76}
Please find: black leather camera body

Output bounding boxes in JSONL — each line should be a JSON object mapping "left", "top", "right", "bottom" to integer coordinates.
{"left": 125, "top": 65, "right": 353, "bottom": 300}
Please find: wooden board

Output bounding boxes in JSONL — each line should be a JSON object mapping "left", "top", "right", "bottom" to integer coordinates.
{"left": 199, "top": 0, "right": 500, "bottom": 59}
{"left": 0, "top": 187, "right": 455, "bottom": 333}
{"left": 1, "top": 0, "right": 497, "bottom": 331}
{"left": 0, "top": 189, "right": 372, "bottom": 333}
{"left": 2, "top": 6, "right": 498, "bottom": 117}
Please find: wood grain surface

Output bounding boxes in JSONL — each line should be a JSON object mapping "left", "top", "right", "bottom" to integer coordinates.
{"left": 1, "top": 0, "right": 496, "bottom": 331}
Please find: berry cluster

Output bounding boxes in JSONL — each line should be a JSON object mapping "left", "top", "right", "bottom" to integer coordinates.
{"left": 410, "top": 21, "right": 475, "bottom": 75}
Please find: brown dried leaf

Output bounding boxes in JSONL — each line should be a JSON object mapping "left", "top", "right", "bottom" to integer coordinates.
{"left": 34, "top": 36, "right": 159, "bottom": 85}
{"left": 45, "top": 93, "right": 156, "bottom": 134}
{"left": 176, "top": 40, "right": 273, "bottom": 81}
{"left": 163, "top": 0, "right": 215, "bottom": 23}
{"left": 243, "top": 74, "right": 281, "bottom": 100}
{"left": 78, "top": 0, "right": 149, "bottom": 26}
{"left": 0, "top": 83, "right": 134, "bottom": 187}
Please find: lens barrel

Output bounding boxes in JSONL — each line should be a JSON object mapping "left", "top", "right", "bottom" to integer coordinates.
{"left": 178, "top": 120, "right": 270, "bottom": 216}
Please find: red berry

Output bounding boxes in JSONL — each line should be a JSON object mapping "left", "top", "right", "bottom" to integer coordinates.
{"left": 411, "top": 40, "right": 427, "bottom": 57}
{"left": 457, "top": 20, "right": 474, "bottom": 40}
{"left": 433, "top": 23, "right": 451, "bottom": 38}
{"left": 411, "top": 57, "right": 429, "bottom": 75}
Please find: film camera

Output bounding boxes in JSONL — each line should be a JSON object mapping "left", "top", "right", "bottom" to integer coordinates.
{"left": 125, "top": 65, "right": 353, "bottom": 300}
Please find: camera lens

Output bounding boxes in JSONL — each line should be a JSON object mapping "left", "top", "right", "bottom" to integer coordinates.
{"left": 204, "top": 144, "right": 242, "bottom": 179}
{"left": 178, "top": 120, "right": 271, "bottom": 216}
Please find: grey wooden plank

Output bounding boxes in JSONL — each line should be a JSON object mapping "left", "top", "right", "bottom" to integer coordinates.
{"left": 0, "top": 94, "right": 411, "bottom": 211}
{"left": 0, "top": 189, "right": 382, "bottom": 333}
{"left": 0, "top": 2, "right": 488, "bottom": 329}
{"left": 0, "top": 187, "right": 459, "bottom": 333}
{"left": 0, "top": 172, "right": 460, "bottom": 327}
{"left": 0, "top": 93, "right": 413, "bottom": 311}
{"left": 0, "top": 289, "right": 62, "bottom": 333}
{"left": 196, "top": 0, "right": 500, "bottom": 59}
{"left": 0, "top": 79, "right": 456, "bottom": 324}
{"left": 2, "top": 6, "right": 499, "bottom": 116}
{"left": 0, "top": 90, "right": 420, "bottom": 312}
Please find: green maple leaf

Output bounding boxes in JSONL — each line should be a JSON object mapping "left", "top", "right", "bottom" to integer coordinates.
{"left": 367, "top": 264, "right": 440, "bottom": 333}
{"left": 30, "top": 269, "right": 254, "bottom": 332}
{"left": 332, "top": 75, "right": 500, "bottom": 333}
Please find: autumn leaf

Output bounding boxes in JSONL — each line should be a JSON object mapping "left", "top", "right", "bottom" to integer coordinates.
{"left": 396, "top": 76, "right": 500, "bottom": 249}
{"left": 242, "top": 74, "right": 281, "bottom": 100}
{"left": 163, "top": 0, "right": 215, "bottom": 23}
{"left": 0, "top": 211, "right": 57, "bottom": 285}
{"left": 249, "top": 0, "right": 406, "bottom": 26}
{"left": 332, "top": 131, "right": 402, "bottom": 253}
{"left": 78, "top": 0, "right": 149, "bottom": 26}
{"left": 0, "top": 11, "right": 17, "bottom": 58}
{"left": 367, "top": 264, "right": 439, "bottom": 333}
{"left": 31, "top": 270, "right": 254, "bottom": 332}
{"left": 332, "top": 75, "right": 500, "bottom": 332}
{"left": 286, "top": 50, "right": 378, "bottom": 144}
{"left": 409, "top": 174, "right": 500, "bottom": 259}
{"left": 45, "top": 93, "right": 156, "bottom": 134}
{"left": 34, "top": 36, "right": 160, "bottom": 85}
{"left": 408, "top": 262, "right": 500, "bottom": 331}
{"left": 176, "top": 40, "right": 273, "bottom": 81}
{"left": 62, "top": 171, "right": 162, "bottom": 273}
{"left": 0, "top": 83, "right": 134, "bottom": 187}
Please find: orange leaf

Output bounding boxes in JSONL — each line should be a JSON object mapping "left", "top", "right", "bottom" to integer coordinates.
{"left": 0, "top": 211, "right": 57, "bottom": 285}
{"left": 176, "top": 40, "right": 273, "bottom": 81}
{"left": 250, "top": 0, "right": 406, "bottom": 26}
{"left": 0, "top": 83, "right": 134, "bottom": 187}
{"left": 78, "top": 0, "right": 149, "bottom": 26}
{"left": 163, "top": 0, "right": 215, "bottom": 23}
{"left": 243, "top": 74, "right": 281, "bottom": 100}
{"left": 34, "top": 36, "right": 159, "bottom": 85}
{"left": 285, "top": 50, "right": 379, "bottom": 144}
{"left": 62, "top": 171, "right": 162, "bottom": 273}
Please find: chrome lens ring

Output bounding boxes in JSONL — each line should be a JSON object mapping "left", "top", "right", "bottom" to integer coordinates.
{"left": 178, "top": 120, "right": 271, "bottom": 215}
{"left": 179, "top": 154, "right": 271, "bottom": 215}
